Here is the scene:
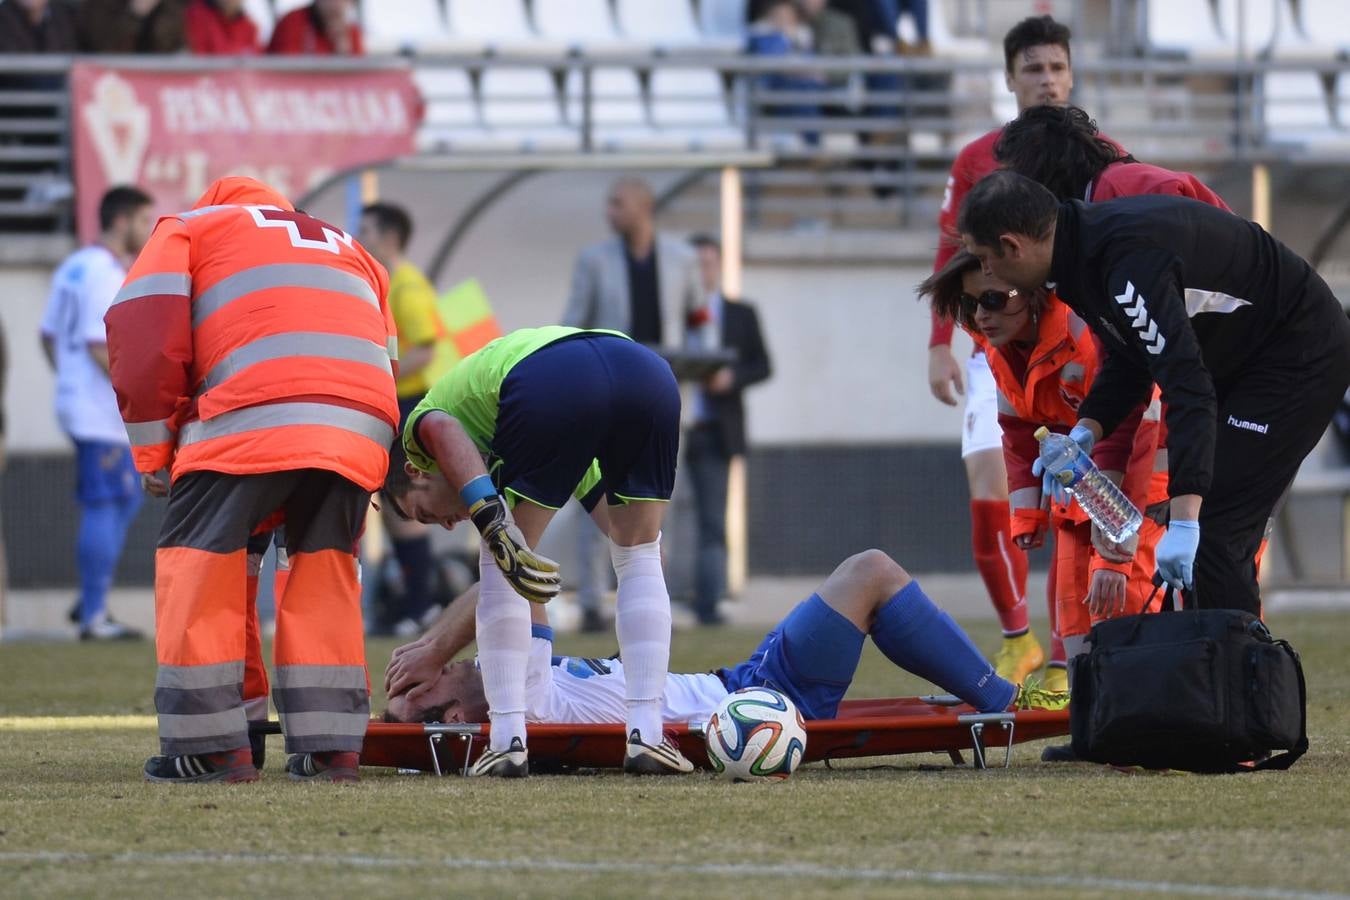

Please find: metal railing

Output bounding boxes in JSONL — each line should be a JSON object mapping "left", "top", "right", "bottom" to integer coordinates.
{"left": 2, "top": 50, "right": 1350, "bottom": 237}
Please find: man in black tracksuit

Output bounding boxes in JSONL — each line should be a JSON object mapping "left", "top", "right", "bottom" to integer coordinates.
{"left": 957, "top": 170, "right": 1350, "bottom": 614}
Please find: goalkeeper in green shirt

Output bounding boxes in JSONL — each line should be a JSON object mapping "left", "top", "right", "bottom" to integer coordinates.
{"left": 383, "top": 326, "right": 693, "bottom": 778}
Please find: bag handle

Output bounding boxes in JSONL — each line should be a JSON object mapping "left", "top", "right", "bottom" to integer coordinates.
{"left": 1147, "top": 572, "right": 1186, "bottom": 613}
{"left": 1252, "top": 639, "right": 1309, "bottom": 771}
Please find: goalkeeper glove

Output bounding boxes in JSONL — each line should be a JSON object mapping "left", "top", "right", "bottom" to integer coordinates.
{"left": 466, "top": 489, "right": 561, "bottom": 604}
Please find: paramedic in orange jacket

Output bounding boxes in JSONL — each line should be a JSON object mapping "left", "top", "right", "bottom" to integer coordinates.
{"left": 105, "top": 176, "right": 399, "bottom": 784}
{"left": 920, "top": 252, "right": 1167, "bottom": 667}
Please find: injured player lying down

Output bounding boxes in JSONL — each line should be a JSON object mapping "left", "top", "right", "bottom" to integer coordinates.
{"left": 383, "top": 549, "right": 1069, "bottom": 731}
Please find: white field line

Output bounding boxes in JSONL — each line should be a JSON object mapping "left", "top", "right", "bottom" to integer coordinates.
{"left": 0, "top": 715, "right": 158, "bottom": 731}
{"left": 0, "top": 851, "right": 1345, "bottom": 899}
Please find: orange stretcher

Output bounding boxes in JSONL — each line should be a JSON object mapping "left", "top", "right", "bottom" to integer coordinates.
{"left": 253, "top": 695, "right": 1069, "bottom": 775}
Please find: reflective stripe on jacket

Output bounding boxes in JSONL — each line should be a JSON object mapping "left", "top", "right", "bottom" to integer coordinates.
{"left": 981, "top": 297, "right": 1168, "bottom": 572}
{"left": 106, "top": 181, "right": 397, "bottom": 491}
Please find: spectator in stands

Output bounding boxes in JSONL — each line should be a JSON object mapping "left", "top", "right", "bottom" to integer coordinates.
{"left": 268, "top": 0, "right": 363, "bottom": 55}
{"left": 184, "top": 0, "right": 259, "bottom": 54}
{"left": 40, "top": 186, "right": 155, "bottom": 641}
{"left": 803, "top": 0, "right": 860, "bottom": 57}
{"left": 800, "top": 0, "right": 860, "bottom": 93}
{"left": 747, "top": 0, "right": 824, "bottom": 135}
{"left": 358, "top": 202, "right": 440, "bottom": 637}
{"left": 561, "top": 177, "right": 702, "bottom": 633}
{"left": 684, "top": 235, "right": 772, "bottom": 626}
{"left": 78, "top": 0, "right": 187, "bottom": 54}
{"left": 0, "top": 0, "right": 79, "bottom": 52}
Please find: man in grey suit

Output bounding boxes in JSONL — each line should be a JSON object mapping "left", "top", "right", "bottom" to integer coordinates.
{"left": 562, "top": 176, "right": 703, "bottom": 632}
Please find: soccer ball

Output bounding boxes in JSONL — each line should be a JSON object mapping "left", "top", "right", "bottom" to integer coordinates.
{"left": 704, "top": 687, "right": 807, "bottom": 781}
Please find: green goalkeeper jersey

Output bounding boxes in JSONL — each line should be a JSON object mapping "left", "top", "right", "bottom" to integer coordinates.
{"left": 403, "top": 325, "right": 623, "bottom": 502}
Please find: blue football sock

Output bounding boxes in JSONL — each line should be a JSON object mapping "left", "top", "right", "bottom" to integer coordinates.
{"left": 391, "top": 535, "right": 435, "bottom": 621}
{"left": 868, "top": 581, "right": 1017, "bottom": 714}
{"left": 77, "top": 501, "right": 126, "bottom": 626}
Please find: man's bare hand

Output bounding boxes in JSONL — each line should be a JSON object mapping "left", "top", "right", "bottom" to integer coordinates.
{"left": 1013, "top": 522, "right": 1047, "bottom": 551}
{"left": 927, "top": 344, "right": 964, "bottom": 406}
{"left": 385, "top": 637, "right": 448, "bottom": 698}
{"left": 705, "top": 366, "right": 735, "bottom": 395}
{"left": 1086, "top": 569, "right": 1128, "bottom": 618}
{"left": 141, "top": 470, "right": 169, "bottom": 497}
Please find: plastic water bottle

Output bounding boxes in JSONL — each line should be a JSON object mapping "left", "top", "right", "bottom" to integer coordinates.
{"left": 1034, "top": 426, "right": 1143, "bottom": 543}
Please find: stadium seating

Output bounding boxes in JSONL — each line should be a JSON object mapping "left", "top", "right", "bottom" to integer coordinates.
{"left": 243, "top": 0, "right": 274, "bottom": 43}
{"left": 413, "top": 67, "right": 483, "bottom": 151}
{"left": 1268, "top": 0, "right": 1339, "bottom": 59}
{"left": 989, "top": 69, "right": 1017, "bottom": 124}
{"left": 1260, "top": 70, "right": 1350, "bottom": 152}
{"left": 564, "top": 67, "right": 682, "bottom": 150}
{"left": 478, "top": 66, "right": 579, "bottom": 150}
{"left": 444, "top": 0, "right": 565, "bottom": 56}
{"left": 1298, "top": 0, "right": 1350, "bottom": 57}
{"left": 615, "top": 0, "right": 704, "bottom": 52}
{"left": 697, "top": 0, "right": 748, "bottom": 52}
{"left": 362, "top": 0, "right": 456, "bottom": 54}
{"left": 898, "top": 0, "right": 992, "bottom": 59}
{"left": 1214, "top": 0, "right": 1278, "bottom": 57}
{"left": 649, "top": 67, "right": 747, "bottom": 149}
{"left": 1142, "top": 0, "right": 1233, "bottom": 58}
{"left": 1336, "top": 72, "right": 1350, "bottom": 128}
{"left": 532, "top": 0, "right": 642, "bottom": 56}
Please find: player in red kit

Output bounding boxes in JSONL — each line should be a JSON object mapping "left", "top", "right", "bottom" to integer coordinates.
{"left": 923, "top": 15, "right": 1076, "bottom": 689}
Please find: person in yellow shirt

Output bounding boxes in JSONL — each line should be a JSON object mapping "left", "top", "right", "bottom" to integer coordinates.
{"left": 359, "top": 202, "right": 443, "bottom": 635}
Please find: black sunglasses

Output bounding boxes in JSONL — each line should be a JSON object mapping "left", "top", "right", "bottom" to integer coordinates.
{"left": 959, "top": 288, "right": 1020, "bottom": 314}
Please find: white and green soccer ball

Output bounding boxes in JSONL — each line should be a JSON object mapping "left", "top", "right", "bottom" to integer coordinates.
{"left": 704, "top": 687, "right": 807, "bottom": 781}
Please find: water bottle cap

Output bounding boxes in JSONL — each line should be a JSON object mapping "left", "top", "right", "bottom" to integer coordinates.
{"left": 1033, "top": 426, "right": 1049, "bottom": 441}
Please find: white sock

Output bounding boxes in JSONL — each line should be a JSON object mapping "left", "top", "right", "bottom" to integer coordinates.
{"left": 1062, "top": 634, "right": 1088, "bottom": 692}
{"left": 475, "top": 544, "right": 530, "bottom": 752}
{"left": 611, "top": 535, "right": 672, "bottom": 745}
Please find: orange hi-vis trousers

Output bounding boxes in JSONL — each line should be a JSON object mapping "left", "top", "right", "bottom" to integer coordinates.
{"left": 154, "top": 469, "right": 369, "bottom": 756}
{"left": 1050, "top": 516, "right": 1167, "bottom": 640}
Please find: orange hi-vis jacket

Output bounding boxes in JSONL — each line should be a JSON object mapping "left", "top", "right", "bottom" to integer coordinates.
{"left": 105, "top": 177, "right": 399, "bottom": 492}
{"left": 980, "top": 297, "right": 1169, "bottom": 577}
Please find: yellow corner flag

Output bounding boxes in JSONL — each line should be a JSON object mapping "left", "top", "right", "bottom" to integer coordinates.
{"left": 426, "top": 278, "right": 504, "bottom": 383}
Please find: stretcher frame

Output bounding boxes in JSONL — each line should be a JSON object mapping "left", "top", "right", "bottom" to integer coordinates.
{"left": 252, "top": 695, "right": 1069, "bottom": 775}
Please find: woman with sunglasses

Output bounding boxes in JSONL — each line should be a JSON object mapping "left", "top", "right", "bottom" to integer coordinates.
{"left": 919, "top": 253, "right": 1169, "bottom": 712}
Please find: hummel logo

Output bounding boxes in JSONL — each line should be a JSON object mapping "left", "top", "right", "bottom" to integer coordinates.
{"left": 1227, "top": 415, "right": 1269, "bottom": 434}
{"left": 1114, "top": 281, "right": 1166, "bottom": 355}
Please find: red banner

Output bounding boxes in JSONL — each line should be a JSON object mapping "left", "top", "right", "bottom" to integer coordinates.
{"left": 70, "top": 64, "right": 421, "bottom": 241}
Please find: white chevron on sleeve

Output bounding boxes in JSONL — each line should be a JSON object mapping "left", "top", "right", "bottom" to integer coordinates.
{"left": 1114, "top": 279, "right": 1167, "bottom": 355}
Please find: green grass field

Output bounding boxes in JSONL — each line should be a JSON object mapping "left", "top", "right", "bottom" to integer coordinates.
{"left": 3, "top": 611, "right": 1350, "bottom": 899}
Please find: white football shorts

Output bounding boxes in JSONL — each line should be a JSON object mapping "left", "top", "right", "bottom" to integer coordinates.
{"left": 960, "top": 350, "right": 1004, "bottom": 458}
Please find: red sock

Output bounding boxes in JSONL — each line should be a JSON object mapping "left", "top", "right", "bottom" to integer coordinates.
{"left": 970, "top": 499, "right": 1029, "bottom": 635}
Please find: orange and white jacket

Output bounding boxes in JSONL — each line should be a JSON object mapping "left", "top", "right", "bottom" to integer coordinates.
{"left": 104, "top": 176, "right": 399, "bottom": 492}
{"left": 980, "top": 297, "right": 1168, "bottom": 576}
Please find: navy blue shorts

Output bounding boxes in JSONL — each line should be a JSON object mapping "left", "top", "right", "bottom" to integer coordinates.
{"left": 717, "top": 594, "right": 865, "bottom": 720}
{"left": 74, "top": 440, "right": 139, "bottom": 505}
{"left": 493, "top": 334, "right": 680, "bottom": 510}
{"left": 397, "top": 394, "right": 425, "bottom": 432}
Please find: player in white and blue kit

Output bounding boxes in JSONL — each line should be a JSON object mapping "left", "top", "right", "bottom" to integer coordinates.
{"left": 39, "top": 186, "right": 154, "bottom": 640}
{"left": 384, "top": 549, "right": 1070, "bottom": 730}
